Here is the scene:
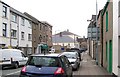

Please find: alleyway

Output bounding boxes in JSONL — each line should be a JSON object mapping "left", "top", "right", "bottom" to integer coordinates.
{"left": 73, "top": 51, "right": 113, "bottom": 76}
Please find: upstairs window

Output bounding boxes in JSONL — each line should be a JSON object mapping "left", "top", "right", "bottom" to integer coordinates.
{"left": 28, "top": 34, "right": 32, "bottom": 41}
{"left": 11, "top": 29, "right": 17, "bottom": 38}
{"left": 3, "top": 6, "right": 7, "bottom": 17}
{"left": 21, "top": 18, "right": 25, "bottom": 26}
{"left": 21, "top": 32, "right": 24, "bottom": 40}
{"left": 3, "top": 23, "right": 7, "bottom": 37}
{"left": 118, "top": 1, "right": 120, "bottom": 17}
{"left": 106, "top": 11, "right": 108, "bottom": 32}
{"left": 11, "top": 13, "right": 17, "bottom": 22}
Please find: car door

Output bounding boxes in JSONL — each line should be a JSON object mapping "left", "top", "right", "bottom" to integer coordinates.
{"left": 76, "top": 52, "right": 80, "bottom": 65}
{"left": 61, "top": 56, "right": 72, "bottom": 76}
{"left": 20, "top": 52, "right": 28, "bottom": 65}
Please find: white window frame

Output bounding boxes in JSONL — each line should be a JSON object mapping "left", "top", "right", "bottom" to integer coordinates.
{"left": 3, "top": 6, "right": 7, "bottom": 17}
{"left": 3, "top": 23, "right": 7, "bottom": 37}
{"left": 21, "top": 32, "right": 24, "bottom": 40}
{"left": 11, "top": 29, "right": 17, "bottom": 38}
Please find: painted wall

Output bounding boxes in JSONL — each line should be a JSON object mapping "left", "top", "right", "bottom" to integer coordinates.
{"left": 113, "top": 0, "right": 118, "bottom": 75}
{"left": 0, "top": 2, "right": 10, "bottom": 47}
{"left": 19, "top": 17, "right": 32, "bottom": 48}
{"left": 10, "top": 13, "right": 18, "bottom": 47}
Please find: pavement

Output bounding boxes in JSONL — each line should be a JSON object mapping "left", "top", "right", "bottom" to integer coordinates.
{"left": 73, "top": 51, "right": 113, "bottom": 76}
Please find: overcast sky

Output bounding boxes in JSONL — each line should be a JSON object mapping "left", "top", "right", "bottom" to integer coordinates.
{"left": 2, "top": 0, "right": 107, "bottom": 37}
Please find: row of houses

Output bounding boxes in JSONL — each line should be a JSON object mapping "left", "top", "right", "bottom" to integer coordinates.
{"left": 52, "top": 30, "right": 87, "bottom": 52}
{"left": 0, "top": 1, "right": 52, "bottom": 55}
{"left": 87, "top": 0, "right": 120, "bottom": 76}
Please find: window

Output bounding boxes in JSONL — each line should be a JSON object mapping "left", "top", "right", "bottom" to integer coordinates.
{"left": 27, "top": 56, "right": 60, "bottom": 67}
{"left": 39, "top": 35, "right": 42, "bottom": 42}
{"left": 61, "top": 56, "right": 69, "bottom": 67}
{"left": 3, "top": 6, "right": 7, "bottom": 17}
{"left": 3, "top": 23, "right": 7, "bottom": 37}
{"left": 21, "top": 52, "right": 26, "bottom": 57}
{"left": 39, "top": 24, "right": 42, "bottom": 30}
{"left": 21, "top": 32, "right": 24, "bottom": 40}
{"left": 29, "top": 21, "right": 32, "bottom": 28}
{"left": 11, "top": 13, "right": 17, "bottom": 22}
{"left": 119, "top": 1, "right": 120, "bottom": 17}
{"left": 106, "top": 11, "right": 108, "bottom": 32}
{"left": 21, "top": 18, "right": 25, "bottom": 26}
{"left": 28, "top": 34, "right": 32, "bottom": 41}
{"left": 11, "top": 29, "right": 17, "bottom": 38}
{"left": 43, "top": 26, "right": 45, "bottom": 31}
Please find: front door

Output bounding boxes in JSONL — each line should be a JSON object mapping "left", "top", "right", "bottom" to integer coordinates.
{"left": 108, "top": 40, "right": 112, "bottom": 73}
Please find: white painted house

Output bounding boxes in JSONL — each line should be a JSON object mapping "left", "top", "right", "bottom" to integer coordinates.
{"left": 0, "top": 1, "right": 32, "bottom": 55}
{"left": 52, "top": 30, "right": 81, "bottom": 48}
{"left": 113, "top": 0, "right": 119, "bottom": 76}
{"left": 0, "top": 1, "right": 10, "bottom": 48}
{"left": 10, "top": 7, "right": 32, "bottom": 55}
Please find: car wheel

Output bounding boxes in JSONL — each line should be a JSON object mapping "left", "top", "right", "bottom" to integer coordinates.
{"left": 70, "top": 73, "right": 73, "bottom": 77}
{"left": 70, "top": 75, "right": 73, "bottom": 77}
{"left": 2, "top": 66, "right": 4, "bottom": 70}
{"left": 14, "top": 62, "right": 19, "bottom": 69}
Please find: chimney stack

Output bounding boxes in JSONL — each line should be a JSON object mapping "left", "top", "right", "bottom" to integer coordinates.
{"left": 67, "top": 29, "right": 69, "bottom": 32}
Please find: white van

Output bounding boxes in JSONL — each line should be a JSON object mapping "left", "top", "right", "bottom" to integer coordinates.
{"left": 0, "top": 49, "right": 28, "bottom": 69}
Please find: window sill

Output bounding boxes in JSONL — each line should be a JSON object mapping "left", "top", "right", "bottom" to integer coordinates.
{"left": 21, "top": 39, "right": 25, "bottom": 40}
{"left": 2, "top": 16, "right": 8, "bottom": 19}
{"left": 28, "top": 27, "right": 32, "bottom": 29}
{"left": 11, "top": 37, "right": 17, "bottom": 39}
{"left": 11, "top": 21, "right": 17, "bottom": 23}
{"left": 21, "top": 24, "right": 25, "bottom": 26}
{"left": 28, "top": 40, "right": 32, "bottom": 41}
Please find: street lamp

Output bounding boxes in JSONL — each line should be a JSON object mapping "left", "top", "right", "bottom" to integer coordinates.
{"left": 95, "top": 0, "right": 98, "bottom": 65}
{"left": 87, "top": 0, "right": 98, "bottom": 65}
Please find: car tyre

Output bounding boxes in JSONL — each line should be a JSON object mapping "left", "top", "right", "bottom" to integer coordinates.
{"left": 70, "top": 73, "right": 73, "bottom": 77}
{"left": 14, "top": 62, "right": 19, "bottom": 69}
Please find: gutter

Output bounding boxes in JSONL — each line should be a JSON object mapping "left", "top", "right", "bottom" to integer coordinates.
{"left": 102, "top": 1, "right": 109, "bottom": 16}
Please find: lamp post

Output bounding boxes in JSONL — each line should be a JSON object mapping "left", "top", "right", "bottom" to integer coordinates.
{"left": 87, "top": 0, "right": 98, "bottom": 65}
{"left": 95, "top": 0, "right": 98, "bottom": 65}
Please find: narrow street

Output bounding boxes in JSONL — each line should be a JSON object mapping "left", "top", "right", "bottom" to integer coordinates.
{"left": 73, "top": 51, "right": 113, "bottom": 76}
{"left": 1, "top": 51, "right": 114, "bottom": 77}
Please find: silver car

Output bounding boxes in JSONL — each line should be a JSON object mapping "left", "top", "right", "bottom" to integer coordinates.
{"left": 61, "top": 52, "right": 80, "bottom": 70}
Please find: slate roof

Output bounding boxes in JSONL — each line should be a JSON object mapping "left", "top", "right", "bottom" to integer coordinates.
{"left": 52, "top": 31, "right": 80, "bottom": 43}
{"left": 55, "top": 31, "right": 80, "bottom": 36}
{"left": 52, "top": 35, "right": 77, "bottom": 43}
{"left": 10, "top": 7, "right": 32, "bottom": 21}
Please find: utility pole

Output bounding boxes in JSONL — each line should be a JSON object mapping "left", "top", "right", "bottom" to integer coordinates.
{"left": 96, "top": 0, "right": 98, "bottom": 65}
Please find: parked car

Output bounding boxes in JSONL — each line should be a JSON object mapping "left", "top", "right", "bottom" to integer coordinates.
{"left": 0, "top": 49, "right": 28, "bottom": 69}
{"left": 61, "top": 52, "right": 80, "bottom": 70}
{"left": 20, "top": 53, "right": 73, "bottom": 77}
{"left": 67, "top": 48, "right": 82, "bottom": 61}
{"left": 79, "top": 48, "right": 87, "bottom": 52}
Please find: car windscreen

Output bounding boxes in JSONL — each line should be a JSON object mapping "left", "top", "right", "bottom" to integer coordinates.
{"left": 63, "top": 53, "right": 77, "bottom": 59}
{"left": 27, "top": 56, "right": 60, "bottom": 67}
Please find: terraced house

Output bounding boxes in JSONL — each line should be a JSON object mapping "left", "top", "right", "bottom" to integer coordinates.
{"left": 97, "top": 0, "right": 119, "bottom": 76}
{"left": 102, "top": 1, "right": 113, "bottom": 73}
{"left": 0, "top": 1, "right": 10, "bottom": 48}
{"left": 88, "top": 0, "right": 120, "bottom": 76}
{"left": 24, "top": 13, "right": 52, "bottom": 54}
{"left": 0, "top": 1, "right": 53, "bottom": 55}
{"left": 113, "top": 0, "right": 119, "bottom": 76}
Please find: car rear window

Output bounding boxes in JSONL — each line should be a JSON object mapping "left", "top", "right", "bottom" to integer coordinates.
{"left": 27, "top": 56, "right": 60, "bottom": 67}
